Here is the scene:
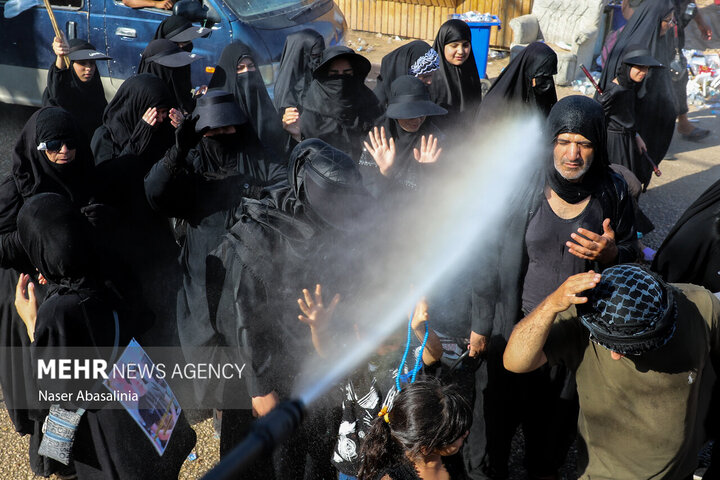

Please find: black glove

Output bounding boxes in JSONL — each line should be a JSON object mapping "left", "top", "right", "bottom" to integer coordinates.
{"left": 81, "top": 203, "right": 118, "bottom": 229}
{"left": 166, "top": 114, "right": 205, "bottom": 170}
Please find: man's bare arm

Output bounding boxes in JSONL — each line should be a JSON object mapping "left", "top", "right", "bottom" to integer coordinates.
{"left": 121, "top": 0, "right": 173, "bottom": 9}
{"left": 504, "top": 271, "right": 601, "bottom": 373}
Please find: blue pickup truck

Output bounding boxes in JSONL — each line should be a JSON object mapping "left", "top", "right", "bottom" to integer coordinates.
{"left": 0, "top": 0, "right": 346, "bottom": 105}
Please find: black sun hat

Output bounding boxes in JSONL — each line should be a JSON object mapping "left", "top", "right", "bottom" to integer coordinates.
{"left": 622, "top": 47, "right": 663, "bottom": 68}
{"left": 142, "top": 39, "right": 203, "bottom": 68}
{"left": 193, "top": 89, "right": 247, "bottom": 132}
{"left": 386, "top": 75, "right": 447, "bottom": 119}
{"left": 313, "top": 45, "right": 372, "bottom": 80}
{"left": 67, "top": 39, "right": 112, "bottom": 61}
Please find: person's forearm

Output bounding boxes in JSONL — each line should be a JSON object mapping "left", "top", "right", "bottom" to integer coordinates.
{"left": 415, "top": 327, "right": 442, "bottom": 365}
{"left": 122, "top": 0, "right": 161, "bottom": 8}
{"left": 55, "top": 56, "right": 66, "bottom": 70}
{"left": 503, "top": 299, "right": 559, "bottom": 373}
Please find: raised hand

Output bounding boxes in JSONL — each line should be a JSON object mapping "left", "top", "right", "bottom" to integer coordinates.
{"left": 567, "top": 218, "right": 618, "bottom": 265}
{"left": 297, "top": 284, "right": 340, "bottom": 330}
{"left": 543, "top": 271, "right": 601, "bottom": 314}
{"left": 413, "top": 134, "right": 442, "bottom": 164}
{"left": 282, "top": 107, "right": 302, "bottom": 140}
{"left": 142, "top": 107, "right": 160, "bottom": 127}
{"left": 169, "top": 108, "right": 184, "bottom": 129}
{"left": 363, "top": 126, "right": 396, "bottom": 176}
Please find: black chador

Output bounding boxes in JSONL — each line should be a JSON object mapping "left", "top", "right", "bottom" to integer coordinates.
{"left": 138, "top": 39, "right": 201, "bottom": 114}
{"left": 374, "top": 40, "right": 438, "bottom": 108}
{"left": 273, "top": 29, "right": 325, "bottom": 113}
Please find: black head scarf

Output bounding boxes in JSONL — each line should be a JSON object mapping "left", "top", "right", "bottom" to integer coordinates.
{"left": 545, "top": 95, "right": 609, "bottom": 204}
{"left": 479, "top": 41, "right": 557, "bottom": 119}
{"left": 208, "top": 41, "right": 288, "bottom": 160}
{"left": 138, "top": 39, "right": 195, "bottom": 113}
{"left": 41, "top": 39, "right": 108, "bottom": 141}
{"left": 374, "top": 40, "right": 439, "bottom": 107}
{"left": 17, "top": 192, "right": 97, "bottom": 294}
{"left": 615, "top": 43, "right": 648, "bottom": 91}
{"left": 12, "top": 107, "right": 95, "bottom": 205}
{"left": 273, "top": 29, "right": 325, "bottom": 111}
{"left": 154, "top": 15, "right": 193, "bottom": 49}
{"left": 101, "top": 73, "right": 175, "bottom": 152}
{"left": 302, "top": 46, "right": 381, "bottom": 143}
{"left": 430, "top": 19, "right": 483, "bottom": 116}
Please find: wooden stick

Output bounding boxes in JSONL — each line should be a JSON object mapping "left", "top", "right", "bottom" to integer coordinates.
{"left": 42, "top": 0, "right": 70, "bottom": 68}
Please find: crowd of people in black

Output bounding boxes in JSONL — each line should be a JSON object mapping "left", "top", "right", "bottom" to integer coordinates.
{"left": 2, "top": 0, "right": 720, "bottom": 479}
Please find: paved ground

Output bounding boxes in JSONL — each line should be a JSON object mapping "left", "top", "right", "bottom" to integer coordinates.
{"left": 1, "top": 9, "right": 720, "bottom": 477}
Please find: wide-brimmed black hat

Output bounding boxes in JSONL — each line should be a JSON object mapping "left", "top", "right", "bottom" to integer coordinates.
{"left": 193, "top": 89, "right": 247, "bottom": 132}
{"left": 67, "top": 39, "right": 112, "bottom": 61}
{"left": 289, "top": 139, "right": 372, "bottom": 231}
{"left": 313, "top": 45, "right": 372, "bottom": 80}
{"left": 622, "top": 47, "right": 663, "bottom": 68}
{"left": 386, "top": 75, "right": 447, "bottom": 119}
{"left": 143, "top": 39, "right": 202, "bottom": 68}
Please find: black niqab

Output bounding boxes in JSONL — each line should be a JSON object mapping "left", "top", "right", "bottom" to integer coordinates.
{"left": 12, "top": 107, "right": 94, "bottom": 205}
{"left": 479, "top": 41, "right": 557, "bottom": 118}
{"left": 41, "top": 39, "right": 108, "bottom": 141}
{"left": 138, "top": 39, "right": 195, "bottom": 113}
{"left": 546, "top": 96, "right": 609, "bottom": 204}
{"left": 374, "top": 40, "right": 436, "bottom": 107}
{"left": 273, "top": 29, "right": 325, "bottom": 111}
{"left": 99, "top": 73, "right": 175, "bottom": 160}
{"left": 208, "top": 41, "right": 288, "bottom": 160}
{"left": 430, "top": 20, "right": 483, "bottom": 118}
{"left": 598, "top": 0, "right": 676, "bottom": 174}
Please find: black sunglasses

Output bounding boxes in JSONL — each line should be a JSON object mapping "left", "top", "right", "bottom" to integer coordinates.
{"left": 37, "top": 138, "right": 77, "bottom": 152}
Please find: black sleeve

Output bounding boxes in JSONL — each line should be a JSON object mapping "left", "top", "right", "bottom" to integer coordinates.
{"left": 143, "top": 147, "right": 196, "bottom": 218}
{"left": 0, "top": 177, "right": 31, "bottom": 271}
{"left": 607, "top": 172, "right": 640, "bottom": 265}
{"left": 91, "top": 126, "right": 119, "bottom": 166}
{"left": 44, "top": 64, "right": 70, "bottom": 106}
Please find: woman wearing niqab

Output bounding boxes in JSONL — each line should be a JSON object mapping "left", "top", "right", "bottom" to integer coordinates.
{"left": 91, "top": 73, "right": 176, "bottom": 165}
{"left": 42, "top": 39, "right": 110, "bottom": 141}
{"left": 599, "top": 0, "right": 676, "bottom": 176}
{"left": 297, "top": 46, "right": 382, "bottom": 160}
{"left": 430, "top": 19, "right": 483, "bottom": 128}
{"left": 208, "top": 41, "right": 289, "bottom": 161}
{"left": 15, "top": 192, "right": 196, "bottom": 480}
{"left": 273, "top": 29, "right": 325, "bottom": 114}
{"left": 138, "top": 39, "right": 201, "bottom": 114}
{"left": 373, "top": 40, "right": 440, "bottom": 108}
{"left": 478, "top": 41, "right": 557, "bottom": 119}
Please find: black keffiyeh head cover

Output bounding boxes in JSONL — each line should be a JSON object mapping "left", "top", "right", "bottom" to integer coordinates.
{"left": 577, "top": 264, "right": 677, "bottom": 356}
{"left": 545, "top": 95, "right": 609, "bottom": 204}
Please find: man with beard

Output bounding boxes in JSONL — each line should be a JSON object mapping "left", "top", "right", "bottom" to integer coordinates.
{"left": 282, "top": 46, "right": 382, "bottom": 161}
{"left": 204, "top": 139, "right": 374, "bottom": 479}
{"left": 504, "top": 264, "right": 720, "bottom": 479}
{"left": 467, "top": 96, "right": 639, "bottom": 480}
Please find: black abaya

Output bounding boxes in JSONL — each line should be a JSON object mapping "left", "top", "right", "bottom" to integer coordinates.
{"left": 208, "top": 42, "right": 289, "bottom": 161}
{"left": 273, "top": 29, "right": 325, "bottom": 112}
{"left": 430, "top": 20, "right": 483, "bottom": 128}
{"left": 138, "top": 39, "right": 195, "bottom": 114}
{"left": 374, "top": 40, "right": 437, "bottom": 107}
{"left": 91, "top": 74, "right": 175, "bottom": 165}
{"left": 41, "top": 39, "right": 108, "bottom": 142}
{"left": 599, "top": 0, "right": 676, "bottom": 186}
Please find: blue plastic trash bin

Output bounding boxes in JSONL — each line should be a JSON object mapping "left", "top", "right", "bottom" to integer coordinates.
{"left": 466, "top": 16, "right": 502, "bottom": 79}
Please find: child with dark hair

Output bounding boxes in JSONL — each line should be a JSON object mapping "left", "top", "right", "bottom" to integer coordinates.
{"left": 357, "top": 377, "right": 472, "bottom": 480}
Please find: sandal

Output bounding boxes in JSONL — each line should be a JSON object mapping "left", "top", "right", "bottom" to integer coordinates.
{"left": 680, "top": 127, "right": 710, "bottom": 141}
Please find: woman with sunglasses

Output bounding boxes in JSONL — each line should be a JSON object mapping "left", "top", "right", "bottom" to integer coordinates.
{"left": 42, "top": 35, "right": 112, "bottom": 142}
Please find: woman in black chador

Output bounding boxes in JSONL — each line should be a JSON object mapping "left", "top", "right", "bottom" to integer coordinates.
{"left": 597, "top": 45, "right": 662, "bottom": 191}
{"left": 430, "top": 19, "right": 482, "bottom": 129}
{"left": 14, "top": 192, "right": 196, "bottom": 480}
{"left": 208, "top": 41, "right": 288, "bottom": 160}
{"left": 283, "top": 45, "right": 382, "bottom": 161}
{"left": 478, "top": 41, "right": 557, "bottom": 119}
{"left": 599, "top": 0, "right": 677, "bottom": 181}
{"left": 91, "top": 73, "right": 177, "bottom": 165}
{"left": 360, "top": 75, "right": 446, "bottom": 199}
{"left": 138, "top": 39, "right": 202, "bottom": 114}
{"left": 374, "top": 40, "right": 440, "bottom": 108}
{"left": 42, "top": 36, "right": 111, "bottom": 141}
{"left": 144, "top": 90, "right": 286, "bottom": 407}
{"left": 153, "top": 15, "right": 211, "bottom": 47}
{"left": 273, "top": 29, "right": 325, "bottom": 115}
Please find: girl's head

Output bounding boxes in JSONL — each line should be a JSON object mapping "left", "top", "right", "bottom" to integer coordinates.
{"left": 358, "top": 378, "right": 472, "bottom": 480}
{"left": 618, "top": 45, "right": 662, "bottom": 87}
{"left": 66, "top": 39, "right": 111, "bottom": 83}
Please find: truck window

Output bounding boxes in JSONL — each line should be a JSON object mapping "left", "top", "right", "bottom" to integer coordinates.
{"left": 224, "top": 0, "right": 302, "bottom": 17}
{"left": 50, "top": 0, "right": 83, "bottom": 8}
